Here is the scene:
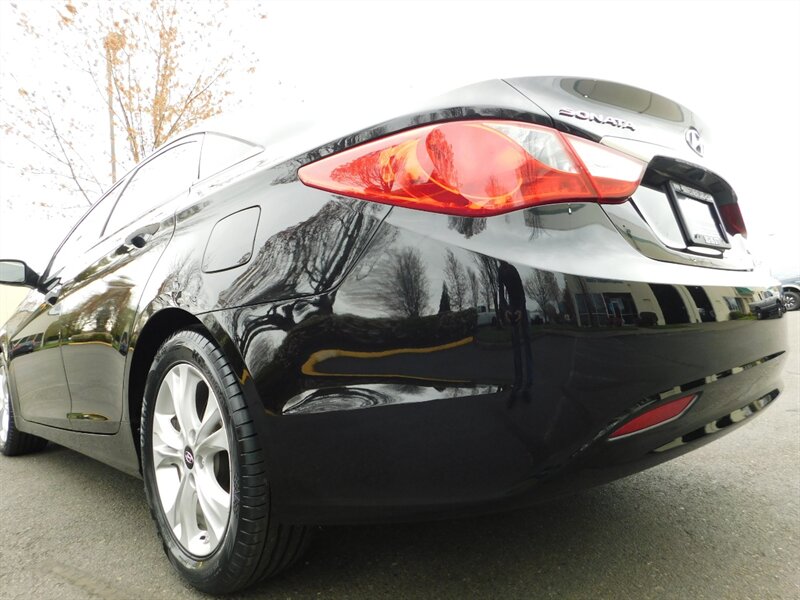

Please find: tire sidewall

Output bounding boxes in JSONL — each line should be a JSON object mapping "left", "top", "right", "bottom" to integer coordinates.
{"left": 0, "top": 358, "right": 11, "bottom": 454}
{"left": 141, "top": 333, "right": 242, "bottom": 586}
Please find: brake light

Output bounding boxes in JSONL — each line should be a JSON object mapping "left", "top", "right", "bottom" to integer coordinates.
{"left": 298, "top": 120, "right": 645, "bottom": 217}
{"left": 609, "top": 393, "right": 697, "bottom": 439}
{"left": 718, "top": 203, "right": 747, "bottom": 237}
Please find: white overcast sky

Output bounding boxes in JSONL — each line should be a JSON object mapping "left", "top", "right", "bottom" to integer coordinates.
{"left": 1, "top": 0, "right": 799, "bottom": 277}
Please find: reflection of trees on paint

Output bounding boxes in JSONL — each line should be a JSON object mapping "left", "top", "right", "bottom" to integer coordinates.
{"left": 375, "top": 247, "right": 431, "bottom": 318}
{"left": 443, "top": 249, "right": 468, "bottom": 310}
{"left": 474, "top": 254, "right": 499, "bottom": 311}
{"left": 221, "top": 200, "right": 388, "bottom": 331}
{"left": 467, "top": 269, "right": 480, "bottom": 308}
{"left": 523, "top": 209, "right": 543, "bottom": 239}
{"left": 219, "top": 200, "right": 395, "bottom": 384}
{"left": 524, "top": 270, "right": 559, "bottom": 320}
{"left": 438, "top": 282, "right": 451, "bottom": 313}
{"left": 61, "top": 284, "right": 134, "bottom": 346}
{"left": 448, "top": 216, "right": 487, "bottom": 238}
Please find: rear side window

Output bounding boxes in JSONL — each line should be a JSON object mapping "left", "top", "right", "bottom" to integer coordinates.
{"left": 104, "top": 140, "right": 200, "bottom": 236}
{"left": 199, "top": 134, "right": 261, "bottom": 180}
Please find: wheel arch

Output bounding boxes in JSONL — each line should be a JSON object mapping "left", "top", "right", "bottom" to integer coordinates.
{"left": 127, "top": 306, "right": 258, "bottom": 468}
{"left": 127, "top": 307, "right": 205, "bottom": 464}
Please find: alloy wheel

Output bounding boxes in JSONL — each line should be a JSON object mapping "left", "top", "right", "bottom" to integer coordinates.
{"left": 785, "top": 294, "right": 799, "bottom": 311}
{"left": 151, "top": 362, "right": 231, "bottom": 557}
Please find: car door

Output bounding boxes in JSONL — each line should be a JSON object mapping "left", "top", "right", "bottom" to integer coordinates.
{"left": 9, "top": 180, "right": 124, "bottom": 429}
{"left": 55, "top": 137, "right": 202, "bottom": 433}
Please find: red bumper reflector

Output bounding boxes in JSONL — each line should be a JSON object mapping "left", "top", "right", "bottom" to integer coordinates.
{"left": 609, "top": 393, "right": 697, "bottom": 439}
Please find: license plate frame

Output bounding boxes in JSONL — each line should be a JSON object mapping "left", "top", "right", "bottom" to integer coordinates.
{"left": 668, "top": 182, "right": 731, "bottom": 250}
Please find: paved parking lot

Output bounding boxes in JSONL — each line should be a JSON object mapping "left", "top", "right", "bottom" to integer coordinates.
{"left": 1, "top": 314, "right": 798, "bottom": 599}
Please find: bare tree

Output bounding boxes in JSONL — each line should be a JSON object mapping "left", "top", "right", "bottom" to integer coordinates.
{"left": 524, "top": 269, "right": 560, "bottom": 320}
{"left": 443, "top": 249, "right": 468, "bottom": 311}
{"left": 378, "top": 247, "right": 430, "bottom": 318}
{"left": 4, "top": 85, "right": 103, "bottom": 204}
{"left": 1, "top": 1, "right": 262, "bottom": 202}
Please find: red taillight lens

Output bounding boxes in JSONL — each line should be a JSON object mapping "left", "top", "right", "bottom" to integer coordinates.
{"left": 718, "top": 203, "right": 747, "bottom": 238}
{"left": 609, "top": 393, "right": 697, "bottom": 439}
{"left": 298, "top": 120, "right": 645, "bottom": 217}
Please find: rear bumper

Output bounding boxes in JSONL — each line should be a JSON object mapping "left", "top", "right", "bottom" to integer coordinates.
{"left": 260, "top": 322, "right": 785, "bottom": 524}
{"left": 203, "top": 195, "right": 789, "bottom": 524}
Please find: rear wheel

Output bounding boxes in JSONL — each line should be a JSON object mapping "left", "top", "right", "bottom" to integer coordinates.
{"left": 0, "top": 359, "right": 48, "bottom": 456}
{"left": 141, "top": 330, "right": 309, "bottom": 594}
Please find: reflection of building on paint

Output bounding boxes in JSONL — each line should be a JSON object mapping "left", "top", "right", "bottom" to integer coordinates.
{"left": 565, "top": 276, "right": 664, "bottom": 326}
{"left": 562, "top": 276, "right": 760, "bottom": 326}
{"left": 704, "top": 286, "right": 755, "bottom": 318}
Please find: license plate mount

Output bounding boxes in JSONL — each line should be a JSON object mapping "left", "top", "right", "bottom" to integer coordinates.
{"left": 668, "top": 182, "right": 731, "bottom": 250}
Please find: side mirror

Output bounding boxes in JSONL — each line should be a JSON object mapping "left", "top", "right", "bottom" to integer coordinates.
{"left": 0, "top": 259, "right": 43, "bottom": 291}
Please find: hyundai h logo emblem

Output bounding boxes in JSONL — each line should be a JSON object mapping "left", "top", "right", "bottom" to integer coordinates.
{"left": 685, "top": 127, "right": 704, "bottom": 156}
{"left": 184, "top": 448, "right": 195, "bottom": 469}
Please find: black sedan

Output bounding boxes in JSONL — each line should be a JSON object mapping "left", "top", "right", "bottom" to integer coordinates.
{"left": 0, "top": 77, "right": 788, "bottom": 593}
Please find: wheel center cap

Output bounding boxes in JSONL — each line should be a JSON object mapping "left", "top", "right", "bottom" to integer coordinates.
{"left": 183, "top": 447, "right": 195, "bottom": 469}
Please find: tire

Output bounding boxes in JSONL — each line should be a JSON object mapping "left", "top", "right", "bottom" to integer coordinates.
{"left": 140, "top": 330, "right": 309, "bottom": 594}
{"left": 754, "top": 308, "right": 763, "bottom": 320}
{"left": 0, "top": 358, "right": 48, "bottom": 457}
{"left": 784, "top": 290, "right": 800, "bottom": 312}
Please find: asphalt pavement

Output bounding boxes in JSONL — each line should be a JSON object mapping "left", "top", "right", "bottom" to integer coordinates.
{"left": 1, "top": 314, "right": 798, "bottom": 600}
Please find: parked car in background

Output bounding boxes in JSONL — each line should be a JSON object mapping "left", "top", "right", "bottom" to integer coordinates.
{"left": 748, "top": 289, "right": 785, "bottom": 319}
{"left": 780, "top": 276, "right": 800, "bottom": 311}
{"left": 0, "top": 76, "right": 789, "bottom": 593}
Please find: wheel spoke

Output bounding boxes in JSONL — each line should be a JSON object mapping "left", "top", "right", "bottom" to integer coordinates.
{"left": 171, "top": 474, "right": 199, "bottom": 548}
{"left": 195, "top": 467, "right": 230, "bottom": 543}
{"left": 196, "top": 398, "right": 221, "bottom": 443}
{"left": 152, "top": 441, "right": 183, "bottom": 470}
{"left": 152, "top": 412, "right": 183, "bottom": 451}
{"left": 168, "top": 365, "right": 202, "bottom": 436}
{"left": 196, "top": 427, "right": 228, "bottom": 456}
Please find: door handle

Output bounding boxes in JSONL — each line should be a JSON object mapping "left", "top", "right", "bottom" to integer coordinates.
{"left": 121, "top": 223, "right": 160, "bottom": 251}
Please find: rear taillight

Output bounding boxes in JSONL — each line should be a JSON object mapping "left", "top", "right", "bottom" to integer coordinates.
{"left": 298, "top": 120, "right": 646, "bottom": 217}
{"left": 718, "top": 203, "right": 747, "bottom": 238}
{"left": 609, "top": 393, "right": 698, "bottom": 440}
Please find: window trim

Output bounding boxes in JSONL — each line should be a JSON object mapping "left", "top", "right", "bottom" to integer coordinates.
{"left": 197, "top": 132, "right": 263, "bottom": 183}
